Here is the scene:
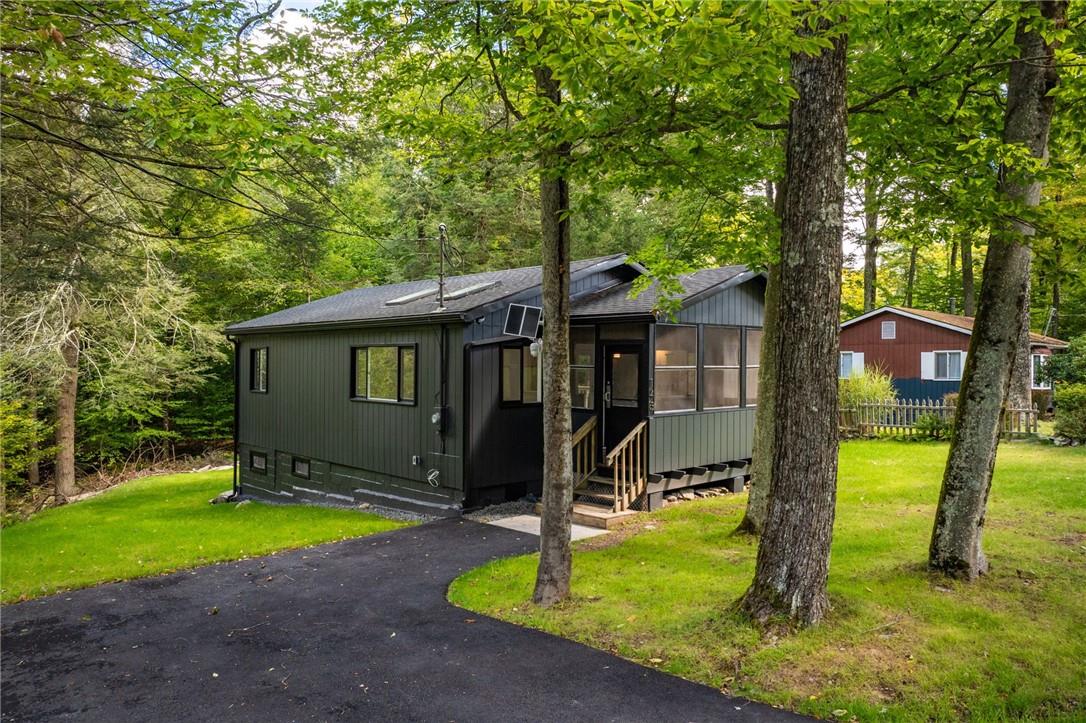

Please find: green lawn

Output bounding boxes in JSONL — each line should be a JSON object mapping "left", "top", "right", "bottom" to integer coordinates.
{"left": 1, "top": 469, "right": 409, "bottom": 603}
{"left": 450, "top": 440, "right": 1086, "bottom": 722}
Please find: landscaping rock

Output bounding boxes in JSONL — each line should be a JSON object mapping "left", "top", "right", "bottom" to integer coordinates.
{"left": 679, "top": 490, "right": 696, "bottom": 501}
{"left": 358, "top": 502, "right": 373, "bottom": 510}
{"left": 235, "top": 499, "right": 252, "bottom": 508}
{"left": 209, "top": 491, "right": 235, "bottom": 505}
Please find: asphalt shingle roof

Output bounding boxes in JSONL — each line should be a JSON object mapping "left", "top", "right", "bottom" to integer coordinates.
{"left": 226, "top": 254, "right": 627, "bottom": 332}
{"left": 572, "top": 265, "right": 752, "bottom": 317}
{"left": 895, "top": 307, "right": 1068, "bottom": 348}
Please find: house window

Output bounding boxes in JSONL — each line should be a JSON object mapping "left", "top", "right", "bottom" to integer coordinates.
{"left": 352, "top": 345, "right": 416, "bottom": 404}
{"left": 1031, "top": 353, "right": 1051, "bottom": 390}
{"left": 881, "top": 320, "right": 896, "bottom": 340}
{"left": 935, "top": 350, "right": 963, "bottom": 380}
{"left": 839, "top": 352, "right": 854, "bottom": 379}
{"left": 502, "top": 344, "right": 541, "bottom": 404}
{"left": 745, "top": 328, "right": 762, "bottom": 406}
{"left": 570, "top": 326, "right": 595, "bottom": 410}
{"left": 249, "top": 451, "right": 267, "bottom": 474}
{"left": 654, "top": 325, "right": 697, "bottom": 412}
{"left": 704, "top": 326, "right": 740, "bottom": 409}
{"left": 292, "top": 457, "right": 310, "bottom": 479}
{"left": 250, "top": 347, "right": 268, "bottom": 392}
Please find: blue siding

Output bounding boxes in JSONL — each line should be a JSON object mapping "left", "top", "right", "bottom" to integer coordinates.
{"left": 892, "top": 377, "right": 960, "bottom": 402}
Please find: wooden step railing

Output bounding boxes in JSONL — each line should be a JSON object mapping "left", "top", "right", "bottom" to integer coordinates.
{"left": 571, "top": 416, "right": 598, "bottom": 488}
{"left": 604, "top": 420, "right": 648, "bottom": 512}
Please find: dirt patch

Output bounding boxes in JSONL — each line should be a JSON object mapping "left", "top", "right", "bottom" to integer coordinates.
{"left": 765, "top": 617, "right": 921, "bottom": 706}
{"left": 1054, "top": 531, "right": 1086, "bottom": 548}
{"left": 575, "top": 517, "right": 667, "bottom": 552}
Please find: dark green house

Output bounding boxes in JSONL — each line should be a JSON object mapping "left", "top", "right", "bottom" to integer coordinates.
{"left": 226, "top": 254, "right": 765, "bottom": 517}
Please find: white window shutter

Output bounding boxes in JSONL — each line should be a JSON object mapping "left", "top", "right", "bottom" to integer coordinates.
{"left": 853, "top": 352, "right": 865, "bottom": 375}
{"left": 921, "top": 352, "right": 935, "bottom": 380}
{"left": 960, "top": 351, "right": 967, "bottom": 379}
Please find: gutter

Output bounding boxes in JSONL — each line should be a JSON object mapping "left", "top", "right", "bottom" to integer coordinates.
{"left": 230, "top": 335, "right": 240, "bottom": 498}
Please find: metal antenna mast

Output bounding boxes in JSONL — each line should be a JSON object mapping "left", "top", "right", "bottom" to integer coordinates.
{"left": 437, "top": 223, "right": 448, "bottom": 311}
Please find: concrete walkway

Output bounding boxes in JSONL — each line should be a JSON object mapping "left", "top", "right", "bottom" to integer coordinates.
{"left": 2, "top": 519, "right": 805, "bottom": 722}
{"left": 483, "top": 513, "right": 608, "bottom": 540}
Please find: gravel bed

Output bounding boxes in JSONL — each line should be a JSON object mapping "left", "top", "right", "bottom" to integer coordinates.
{"left": 464, "top": 498, "right": 537, "bottom": 522}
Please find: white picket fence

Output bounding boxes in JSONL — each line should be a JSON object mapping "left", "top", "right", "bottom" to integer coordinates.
{"left": 839, "top": 399, "right": 1039, "bottom": 438}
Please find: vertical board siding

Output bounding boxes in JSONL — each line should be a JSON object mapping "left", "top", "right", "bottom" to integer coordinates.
{"left": 648, "top": 408, "right": 756, "bottom": 473}
{"left": 237, "top": 324, "right": 464, "bottom": 508}
{"left": 676, "top": 278, "right": 765, "bottom": 326}
{"left": 465, "top": 343, "right": 544, "bottom": 498}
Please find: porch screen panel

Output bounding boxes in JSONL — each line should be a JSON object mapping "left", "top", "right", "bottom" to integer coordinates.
{"left": 704, "top": 326, "right": 740, "bottom": 409}
{"left": 745, "top": 329, "right": 762, "bottom": 406}
{"left": 655, "top": 325, "right": 697, "bottom": 412}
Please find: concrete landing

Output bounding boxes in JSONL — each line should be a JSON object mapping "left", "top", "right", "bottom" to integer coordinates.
{"left": 484, "top": 513, "right": 609, "bottom": 540}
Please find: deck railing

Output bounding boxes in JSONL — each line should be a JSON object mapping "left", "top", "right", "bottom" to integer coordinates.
{"left": 571, "top": 416, "right": 598, "bottom": 487}
{"left": 605, "top": 420, "right": 648, "bottom": 512}
{"left": 839, "top": 399, "right": 1039, "bottom": 438}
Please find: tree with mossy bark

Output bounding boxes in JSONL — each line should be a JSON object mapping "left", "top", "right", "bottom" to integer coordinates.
{"left": 739, "top": 6, "right": 848, "bottom": 627}
{"left": 930, "top": 0, "right": 1069, "bottom": 580}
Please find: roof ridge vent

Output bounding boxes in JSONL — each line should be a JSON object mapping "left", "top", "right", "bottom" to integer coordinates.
{"left": 385, "top": 286, "right": 439, "bottom": 306}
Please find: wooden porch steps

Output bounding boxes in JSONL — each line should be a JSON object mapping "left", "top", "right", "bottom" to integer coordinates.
{"left": 533, "top": 501, "right": 638, "bottom": 530}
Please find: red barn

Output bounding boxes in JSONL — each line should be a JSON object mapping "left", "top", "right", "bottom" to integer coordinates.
{"left": 839, "top": 306, "right": 1068, "bottom": 402}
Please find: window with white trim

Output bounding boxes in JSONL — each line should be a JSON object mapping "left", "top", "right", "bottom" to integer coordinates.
{"left": 935, "top": 350, "right": 963, "bottom": 380}
{"left": 881, "top": 320, "right": 896, "bottom": 340}
{"left": 704, "top": 326, "right": 740, "bottom": 409}
{"left": 654, "top": 325, "right": 697, "bottom": 412}
{"left": 839, "top": 352, "right": 854, "bottom": 379}
{"left": 1031, "top": 353, "right": 1051, "bottom": 390}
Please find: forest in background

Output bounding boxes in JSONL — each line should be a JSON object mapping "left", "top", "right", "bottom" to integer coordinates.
{"left": 2, "top": 1, "right": 1084, "bottom": 511}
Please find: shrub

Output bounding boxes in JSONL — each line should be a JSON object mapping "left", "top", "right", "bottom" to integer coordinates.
{"left": 915, "top": 413, "right": 951, "bottom": 440}
{"left": 1043, "top": 335, "right": 1085, "bottom": 385}
{"left": 1032, "top": 389, "right": 1053, "bottom": 416}
{"left": 943, "top": 392, "right": 959, "bottom": 408}
{"left": 839, "top": 365, "right": 897, "bottom": 411}
{"left": 1054, "top": 383, "right": 1086, "bottom": 441}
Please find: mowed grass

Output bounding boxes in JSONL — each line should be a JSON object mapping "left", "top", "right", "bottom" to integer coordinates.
{"left": 1, "top": 469, "right": 409, "bottom": 603}
{"left": 450, "top": 441, "right": 1086, "bottom": 722}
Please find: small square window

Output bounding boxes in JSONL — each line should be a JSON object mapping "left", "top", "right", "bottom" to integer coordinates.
{"left": 881, "top": 320, "right": 896, "bottom": 340}
{"left": 250, "top": 451, "right": 267, "bottom": 473}
{"left": 292, "top": 457, "right": 310, "bottom": 479}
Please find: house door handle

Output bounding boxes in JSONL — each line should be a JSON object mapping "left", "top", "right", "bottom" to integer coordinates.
{"left": 604, "top": 383, "right": 612, "bottom": 408}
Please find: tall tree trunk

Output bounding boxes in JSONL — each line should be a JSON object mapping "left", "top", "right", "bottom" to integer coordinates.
{"left": 962, "top": 237, "right": 975, "bottom": 316}
{"left": 905, "top": 244, "right": 918, "bottom": 307}
{"left": 736, "top": 261, "right": 780, "bottom": 535}
{"left": 54, "top": 328, "right": 80, "bottom": 500}
{"left": 929, "top": 0, "right": 1064, "bottom": 580}
{"left": 1007, "top": 276, "right": 1033, "bottom": 411}
{"left": 1050, "top": 239, "right": 1061, "bottom": 338}
{"left": 739, "top": 19, "right": 847, "bottom": 627}
{"left": 862, "top": 174, "right": 879, "bottom": 312}
{"left": 532, "top": 63, "right": 574, "bottom": 607}
{"left": 947, "top": 241, "right": 958, "bottom": 313}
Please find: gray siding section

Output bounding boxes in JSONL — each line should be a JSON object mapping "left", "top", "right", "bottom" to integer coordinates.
{"left": 237, "top": 324, "right": 465, "bottom": 509}
{"left": 675, "top": 277, "right": 765, "bottom": 326}
{"left": 648, "top": 408, "right": 756, "bottom": 473}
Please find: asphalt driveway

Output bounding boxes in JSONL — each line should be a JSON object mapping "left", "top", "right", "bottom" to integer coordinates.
{"left": 2, "top": 519, "right": 804, "bottom": 722}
